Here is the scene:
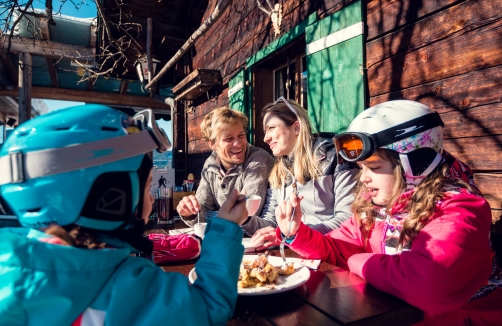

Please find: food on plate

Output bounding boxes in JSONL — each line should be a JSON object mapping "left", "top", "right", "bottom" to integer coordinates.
{"left": 238, "top": 254, "right": 278, "bottom": 288}
{"left": 277, "top": 262, "right": 295, "bottom": 275}
{"left": 237, "top": 254, "right": 296, "bottom": 288}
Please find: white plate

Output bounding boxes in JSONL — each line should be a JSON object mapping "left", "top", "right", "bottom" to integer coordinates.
{"left": 188, "top": 254, "right": 310, "bottom": 296}
{"left": 242, "top": 237, "right": 261, "bottom": 252}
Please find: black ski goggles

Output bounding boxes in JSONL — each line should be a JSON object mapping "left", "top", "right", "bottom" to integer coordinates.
{"left": 333, "top": 112, "right": 444, "bottom": 162}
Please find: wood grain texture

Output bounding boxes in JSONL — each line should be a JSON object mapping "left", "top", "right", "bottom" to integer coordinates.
{"left": 366, "top": 0, "right": 459, "bottom": 40}
{"left": 295, "top": 269, "right": 423, "bottom": 325}
{"left": 369, "top": 64, "right": 502, "bottom": 114}
{"left": 444, "top": 136, "right": 502, "bottom": 171}
{"left": 366, "top": 0, "right": 502, "bottom": 65}
{"left": 475, "top": 174, "right": 502, "bottom": 210}
{"left": 441, "top": 103, "right": 502, "bottom": 139}
{"left": 368, "top": 19, "right": 502, "bottom": 96}
{"left": 188, "top": 139, "right": 211, "bottom": 155}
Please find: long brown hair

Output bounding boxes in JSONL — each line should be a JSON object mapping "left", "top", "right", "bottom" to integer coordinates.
{"left": 45, "top": 224, "right": 106, "bottom": 249}
{"left": 352, "top": 149, "right": 480, "bottom": 246}
{"left": 261, "top": 99, "right": 321, "bottom": 188}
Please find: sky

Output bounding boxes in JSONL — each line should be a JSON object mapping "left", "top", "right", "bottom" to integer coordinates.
{"left": 32, "top": 0, "right": 97, "bottom": 18}
{"left": 27, "top": 1, "right": 173, "bottom": 145}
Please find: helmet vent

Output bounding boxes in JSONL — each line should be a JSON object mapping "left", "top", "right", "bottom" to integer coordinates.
{"left": 102, "top": 126, "right": 119, "bottom": 132}
{"left": 96, "top": 188, "right": 127, "bottom": 215}
{"left": 26, "top": 207, "right": 41, "bottom": 213}
{"left": 55, "top": 127, "right": 71, "bottom": 131}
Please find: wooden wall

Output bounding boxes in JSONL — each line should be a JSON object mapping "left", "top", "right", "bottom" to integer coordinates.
{"left": 177, "top": 0, "right": 501, "bottom": 238}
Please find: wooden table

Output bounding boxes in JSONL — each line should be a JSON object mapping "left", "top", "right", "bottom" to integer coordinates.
{"left": 146, "top": 220, "right": 424, "bottom": 325}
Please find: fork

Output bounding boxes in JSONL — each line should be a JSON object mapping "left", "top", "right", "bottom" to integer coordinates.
{"left": 279, "top": 205, "right": 296, "bottom": 263}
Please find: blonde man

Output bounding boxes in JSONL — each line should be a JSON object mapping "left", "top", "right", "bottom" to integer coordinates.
{"left": 177, "top": 107, "right": 274, "bottom": 226}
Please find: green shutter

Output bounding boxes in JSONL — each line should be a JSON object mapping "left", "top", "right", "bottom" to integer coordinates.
{"left": 229, "top": 69, "right": 246, "bottom": 114}
{"left": 306, "top": 0, "right": 365, "bottom": 134}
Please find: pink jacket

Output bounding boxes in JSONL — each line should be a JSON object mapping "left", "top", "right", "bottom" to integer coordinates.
{"left": 280, "top": 190, "right": 493, "bottom": 318}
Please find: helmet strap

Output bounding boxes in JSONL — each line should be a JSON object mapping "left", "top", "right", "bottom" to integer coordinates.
{"left": 400, "top": 153, "right": 442, "bottom": 190}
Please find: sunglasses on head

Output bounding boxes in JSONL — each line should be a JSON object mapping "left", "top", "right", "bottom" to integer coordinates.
{"left": 274, "top": 96, "right": 299, "bottom": 118}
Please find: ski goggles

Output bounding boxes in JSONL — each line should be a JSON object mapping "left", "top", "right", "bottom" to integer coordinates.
{"left": 132, "top": 109, "right": 171, "bottom": 153}
{"left": 333, "top": 112, "right": 443, "bottom": 162}
{"left": 0, "top": 109, "right": 171, "bottom": 185}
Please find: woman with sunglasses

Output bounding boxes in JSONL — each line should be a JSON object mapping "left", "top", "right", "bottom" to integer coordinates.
{"left": 276, "top": 100, "right": 501, "bottom": 325}
{"left": 177, "top": 107, "right": 274, "bottom": 225}
{"left": 244, "top": 98, "right": 359, "bottom": 249}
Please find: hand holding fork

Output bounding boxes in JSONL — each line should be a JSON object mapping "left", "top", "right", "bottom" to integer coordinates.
{"left": 278, "top": 187, "right": 303, "bottom": 263}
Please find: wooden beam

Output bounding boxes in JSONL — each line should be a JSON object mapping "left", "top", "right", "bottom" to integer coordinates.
{"left": 18, "top": 53, "right": 32, "bottom": 123}
{"left": 146, "top": 18, "right": 157, "bottom": 96}
{"left": 46, "top": 58, "right": 59, "bottom": 88}
{"left": 88, "top": 78, "right": 94, "bottom": 91}
{"left": 0, "top": 86, "right": 169, "bottom": 109}
{"left": 119, "top": 79, "right": 129, "bottom": 94}
{"left": 160, "top": 35, "right": 187, "bottom": 50}
{"left": 2, "top": 36, "right": 95, "bottom": 61}
{"left": 1, "top": 54, "right": 18, "bottom": 84}
{"left": 39, "top": 18, "right": 51, "bottom": 40}
{"left": 89, "top": 24, "right": 97, "bottom": 48}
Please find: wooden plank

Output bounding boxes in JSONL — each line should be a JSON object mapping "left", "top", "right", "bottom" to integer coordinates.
{"left": 235, "top": 293, "right": 343, "bottom": 326}
{"left": 444, "top": 136, "right": 502, "bottom": 171}
{"left": 89, "top": 24, "right": 97, "bottom": 48}
{"left": 193, "top": 0, "right": 258, "bottom": 57}
{"left": 39, "top": 18, "right": 50, "bottom": 40}
{"left": 369, "top": 64, "right": 502, "bottom": 114}
{"left": 306, "top": 1, "right": 364, "bottom": 134}
{"left": 188, "top": 138, "right": 211, "bottom": 155}
{"left": 173, "top": 69, "right": 221, "bottom": 100}
{"left": 2, "top": 36, "right": 95, "bottom": 61}
{"left": 366, "top": 0, "right": 459, "bottom": 40}
{"left": 18, "top": 53, "right": 32, "bottom": 124}
{"left": 46, "top": 58, "right": 59, "bottom": 88}
{"left": 193, "top": 0, "right": 311, "bottom": 70}
{"left": 1, "top": 54, "right": 18, "bottom": 84}
{"left": 197, "top": 0, "right": 315, "bottom": 82}
{"left": 228, "top": 68, "right": 246, "bottom": 113}
{"left": 441, "top": 103, "right": 502, "bottom": 139}
{"left": 367, "top": 1, "right": 502, "bottom": 67}
{"left": 88, "top": 78, "right": 94, "bottom": 91}
{"left": 367, "top": 18, "right": 502, "bottom": 96}
{"left": 492, "top": 209, "right": 502, "bottom": 224}
{"left": 0, "top": 86, "right": 168, "bottom": 108}
{"left": 119, "top": 79, "right": 129, "bottom": 95}
{"left": 187, "top": 114, "right": 204, "bottom": 142}
{"left": 294, "top": 269, "right": 423, "bottom": 325}
{"left": 475, "top": 173, "right": 502, "bottom": 210}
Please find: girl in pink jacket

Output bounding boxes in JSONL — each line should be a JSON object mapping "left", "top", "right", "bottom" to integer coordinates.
{"left": 276, "top": 100, "right": 502, "bottom": 325}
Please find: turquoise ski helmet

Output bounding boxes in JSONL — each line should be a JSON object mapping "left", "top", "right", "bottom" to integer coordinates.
{"left": 0, "top": 104, "right": 170, "bottom": 232}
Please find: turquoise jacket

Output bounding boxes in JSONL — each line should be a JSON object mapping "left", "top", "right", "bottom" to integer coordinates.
{"left": 0, "top": 218, "right": 244, "bottom": 325}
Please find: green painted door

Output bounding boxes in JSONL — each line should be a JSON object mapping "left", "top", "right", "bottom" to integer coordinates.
{"left": 228, "top": 69, "right": 246, "bottom": 114}
{"left": 306, "top": 0, "right": 365, "bottom": 134}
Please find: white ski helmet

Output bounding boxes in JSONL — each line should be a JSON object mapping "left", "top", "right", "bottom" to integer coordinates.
{"left": 333, "top": 100, "right": 444, "bottom": 188}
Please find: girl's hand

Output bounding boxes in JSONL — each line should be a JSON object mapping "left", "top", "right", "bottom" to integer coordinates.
{"left": 217, "top": 189, "right": 248, "bottom": 225}
{"left": 250, "top": 226, "right": 281, "bottom": 251}
{"left": 176, "top": 195, "right": 200, "bottom": 217}
{"left": 276, "top": 192, "right": 304, "bottom": 238}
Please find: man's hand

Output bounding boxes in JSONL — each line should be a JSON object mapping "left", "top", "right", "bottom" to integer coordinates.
{"left": 176, "top": 195, "right": 200, "bottom": 217}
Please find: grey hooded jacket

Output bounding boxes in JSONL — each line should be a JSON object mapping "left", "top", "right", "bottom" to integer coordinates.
{"left": 241, "top": 137, "right": 358, "bottom": 235}
{"left": 181, "top": 144, "right": 274, "bottom": 226}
